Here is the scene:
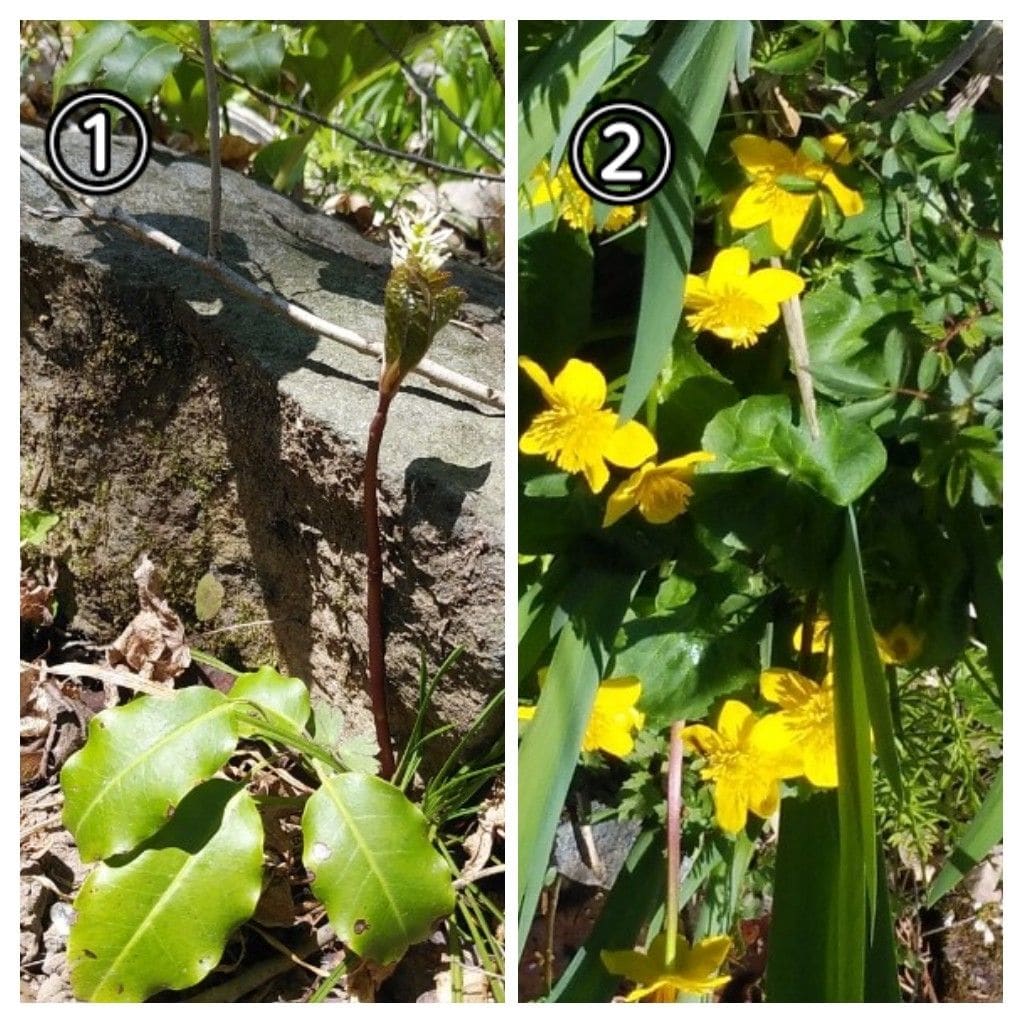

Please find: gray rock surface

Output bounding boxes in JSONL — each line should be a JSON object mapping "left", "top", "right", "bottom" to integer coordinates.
{"left": 20, "top": 123, "right": 504, "bottom": 757}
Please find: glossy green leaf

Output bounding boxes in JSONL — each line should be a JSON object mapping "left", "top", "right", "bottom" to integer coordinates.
{"left": 518, "top": 569, "right": 638, "bottom": 953}
{"left": 612, "top": 617, "right": 759, "bottom": 730}
{"left": 518, "top": 21, "right": 649, "bottom": 182}
{"left": 620, "top": 21, "right": 741, "bottom": 421}
{"left": 99, "top": 30, "right": 182, "bottom": 106}
{"left": 927, "top": 767, "right": 1002, "bottom": 907}
{"left": 68, "top": 781, "right": 263, "bottom": 1002}
{"left": 759, "top": 32, "right": 824, "bottom": 74}
{"left": 62, "top": 687, "right": 238, "bottom": 862}
{"left": 53, "top": 21, "right": 130, "bottom": 100}
{"left": 228, "top": 665, "right": 311, "bottom": 735}
{"left": 303, "top": 772, "right": 455, "bottom": 965}
{"left": 214, "top": 24, "right": 284, "bottom": 92}
{"left": 702, "top": 395, "right": 887, "bottom": 506}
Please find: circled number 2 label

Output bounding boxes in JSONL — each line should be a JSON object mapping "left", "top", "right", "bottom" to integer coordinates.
{"left": 567, "top": 101, "right": 674, "bottom": 205}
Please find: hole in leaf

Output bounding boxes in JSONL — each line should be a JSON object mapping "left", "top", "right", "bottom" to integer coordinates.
{"left": 310, "top": 841, "right": 331, "bottom": 861}
{"left": 82, "top": 948, "right": 98, "bottom": 959}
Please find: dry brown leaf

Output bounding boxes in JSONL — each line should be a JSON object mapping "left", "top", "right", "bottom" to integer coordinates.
{"left": 20, "top": 567, "right": 56, "bottom": 627}
{"left": 107, "top": 555, "right": 190, "bottom": 684}
{"left": 219, "top": 133, "right": 260, "bottom": 170}
{"left": 461, "top": 780, "right": 505, "bottom": 882}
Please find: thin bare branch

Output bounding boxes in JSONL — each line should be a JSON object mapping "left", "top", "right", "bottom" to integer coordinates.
{"left": 21, "top": 147, "right": 504, "bottom": 410}
{"left": 472, "top": 21, "right": 504, "bottom": 93}
{"left": 366, "top": 22, "right": 504, "bottom": 168}
{"left": 198, "top": 21, "right": 222, "bottom": 260}
{"left": 771, "top": 256, "right": 820, "bottom": 441}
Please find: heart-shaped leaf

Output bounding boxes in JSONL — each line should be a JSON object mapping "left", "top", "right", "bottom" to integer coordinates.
{"left": 302, "top": 772, "right": 455, "bottom": 965}
{"left": 701, "top": 395, "right": 887, "bottom": 506}
{"left": 62, "top": 687, "right": 238, "bottom": 862}
{"left": 68, "top": 780, "right": 263, "bottom": 1002}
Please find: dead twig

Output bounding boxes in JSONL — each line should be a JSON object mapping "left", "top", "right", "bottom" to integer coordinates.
{"left": 771, "top": 257, "right": 820, "bottom": 440}
{"left": 20, "top": 147, "right": 504, "bottom": 410}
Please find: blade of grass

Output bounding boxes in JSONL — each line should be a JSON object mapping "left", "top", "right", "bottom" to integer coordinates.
{"left": 865, "top": 838, "right": 901, "bottom": 1001}
{"left": 517, "top": 569, "right": 639, "bottom": 954}
{"left": 926, "top": 766, "right": 1003, "bottom": 907}
{"left": 619, "top": 21, "right": 741, "bottom": 421}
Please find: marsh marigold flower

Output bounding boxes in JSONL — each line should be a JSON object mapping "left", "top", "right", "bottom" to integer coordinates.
{"left": 682, "top": 700, "right": 801, "bottom": 834}
{"left": 757, "top": 669, "right": 838, "bottom": 788}
{"left": 603, "top": 452, "right": 715, "bottom": 527}
{"left": 518, "top": 675, "right": 645, "bottom": 757}
{"left": 729, "top": 133, "right": 864, "bottom": 250}
{"left": 683, "top": 247, "right": 804, "bottom": 348}
{"left": 793, "top": 613, "right": 922, "bottom": 665}
{"left": 519, "top": 357, "right": 657, "bottom": 492}
{"left": 525, "top": 160, "right": 635, "bottom": 234}
{"left": 791, "top": 612, "right": 832, "bottom": 656}
{"left": 601, "top": 933, "right": 731, "bottom": 1002}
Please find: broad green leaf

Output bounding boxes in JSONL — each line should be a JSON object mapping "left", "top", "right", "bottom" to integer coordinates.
{"left": 100, "top": 30, "right": 182, "bottom": 106}
{"left": 518, "top": 569, "right": 638, "bottom": 953}
{"left": 159, "top": 62, "right": 209, "bottom": 139}
{"left": 68, "top": 780, "right": 263, "bottom": 1002}
{"left": 620, "top": 21, "right": 741, "bottom": 420}
{"left": 303, "top": 772, "right": 455, "bottom": 965}
{"left": 53, "top": 21, "right": 130, "bottom": 99}
{"left": 612, "top": 617, "right": 759, "bottom": 730}
{"left": 927, "top": 767, "right": 1002, "bottom": 907}
{"left": 214, "top": 25, "right": 284, "bottom": 92}
{"left": 702, "top": 395, "right": 887, "bottom": 506}
{"left": 228, "top": 665, "right": 311, "bottom": 735}
{"left": 905, "top": 111, "right": 955, "bottom": 154}
{"left": 518, "top": 224, "right": 593, "bottom": 367}
{"left": 194, "top": 572, "right": 224, "bottom": 622}
{"left": 549, "top": 829, "right": 663, "bottom": 1002}
{"left": 518, "top": 21, "right": 650, "bottom": 182}
{"left": 62, "top": 687, "right": 238, "bottom": 862}
{"left": 20, "top": 508, "right": 59, "bottom": 548}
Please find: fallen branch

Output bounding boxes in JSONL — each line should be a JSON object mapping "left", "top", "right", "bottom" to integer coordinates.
{"left": 20, "top": 147, "right": 504, "bottom": 410}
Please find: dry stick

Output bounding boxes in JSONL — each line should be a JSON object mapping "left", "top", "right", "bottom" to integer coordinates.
{"left": 187, "top": 925, "right": 335, "bottom": 1002}
{"left": 866, "top": 21, "right": 994, "bottom": 121}
{"left": 20, "top": 148, "right": 504, "bottom": 410}
{"left": 198, "top": 21, "right": 222, "bottom": 260}
{"left": 196, "top": 53, "right": 504, "bottom": 184}
{"left": 771, "top": 257, "right": 820, "bottom": 442}
{"left": 32, "top": 660, "right": 173, "bottom": 698}
{"left": 665, "top": 720, "right": 685, "bottom": 966}
{"left": 472, "top": 21, "right": 504, "bottom": 92}
{"left": 363, "top": 389, "right": 397, "bottom": 779}
{"left": 366, "top": 22, "right": 504, "bottom": 168}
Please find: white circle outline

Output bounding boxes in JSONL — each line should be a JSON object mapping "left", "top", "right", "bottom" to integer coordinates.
{"left": 45, "top": 90, "right": 151, "bottom": 196}
{"left": 568, "top": 101, "right": 674, "bottom": 205}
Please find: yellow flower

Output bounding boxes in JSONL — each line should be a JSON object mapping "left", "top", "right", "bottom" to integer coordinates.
{"left": 729, "top": 133, "right": 864, "bottom": 250}
{"left": 601, "top": 932, "right": 731, "bottom": 1001}
{"left": 683, "top": 247, "right": 804, "bottom": 348}
{"left": 876, "top": 624, "right": 924, "bottom": 665}
{"left": 791, "top": 612, "right": 832, "bottom": 656}
{"left": 757, "top": 669, "right": 838, "bottom": 788}
{"left": 518, "top": 357, "right": 657, "bottom": 492}
{"left": 518, "top": 676, "right": 645, "bottom": 757}
{"left": 603, "top": 452, "right": 715, "bottom": 527}
{"left": 682, "top": 700, "right": 802, "bottom": 834}
{"left": 525, "top": 160, "right": 636, "bottom": 234}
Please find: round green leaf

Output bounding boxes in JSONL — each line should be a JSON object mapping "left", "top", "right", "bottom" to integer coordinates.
{"left": 302, "top": 772, "right": 455, "bottom": 965}
{"left": 69, "top": 781, "right": 264, "bottom": 1002}
{"left": 62, "top": 687, "right": 238, "bottom": 862}
{"left": 228, "top": 665, "right": 311, "bottom": 735}
{"left": 194, "top": 572, "right": 224, "bottom": 622}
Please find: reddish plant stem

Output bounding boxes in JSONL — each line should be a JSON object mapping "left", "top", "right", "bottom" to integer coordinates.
{"left": 665, "top": 719, "right": 685, "bottom": 965}
{"left": 364, "top": 387, "right": 397, "bottom": 779}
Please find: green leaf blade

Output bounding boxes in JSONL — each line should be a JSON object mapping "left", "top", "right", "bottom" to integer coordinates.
{"left": 62, "top": 687, "right": 239, "bottom": 862}
{"left": 228, "top": 664, "right": 311, "bottom": 735}
{"left": 68, "top": 780, "right": 264, "bottom": 1002}
{"left": 100, "top": 31, "right": 182, "bottom": 106}
{"left": 303, "top": 772, "right": 455, "bottom": 965}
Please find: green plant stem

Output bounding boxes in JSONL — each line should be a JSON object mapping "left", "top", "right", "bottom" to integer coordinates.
{"left": 665, "top": 719, "right": 685, "bottom": 967}
{"left": 364, "top": 387, "right": 397, "bottom": 779}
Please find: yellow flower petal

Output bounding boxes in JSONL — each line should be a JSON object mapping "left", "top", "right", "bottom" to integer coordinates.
{"left": 716, "top": 699, "right": 753, "bottom": 744}
{"left": 683, "top": 273, "right": 712, "bottom": 307}
{"left": 821, "top": 170, "right": 865, "bottom": 217}
{"left": 602, "top": 474, "right": 641, "bottom": 528}
{"left": 729, "top": 181, "right": 776, "bottom": 231}
{"left": 708, "top": 246, "right": 751, "bottom": 288}
{"left": 713, "top": 775, "right": 749, "bottom": 834}
{"left": 748, "top": 712, "right": 805, "bottom": 778}
{"left": 604, "top": 419, "right": 658, "bottom": 469}
{"left": 517, "top": 705, "right": 536, "bottom": 723}
{"left": 680, "top": 723, "right": 720, "bottom": 757}
{"left": 760, "top": 667, "right": 819, "bottom": 709}
{"left": 803, "top": 730, "right": 839, "bottom": 788}
{"left": 768, "top": 191, "right": 816, "bottom": 250}
{"left": 517, "top": 356, "right": 559, "bottom": 406}
{"left": 730, "top": 134, "right": 795, "bottom": 175}
{"left": 821, "top": 133, "right": 855, "bottom": 166}
{"left": 552, "top": 358, "right": 607, "bottom": 410}
{"left": 747, "top": 268, "right": 805, "bottom": 305}
{"left": 658, "top": 451, "right": 716, "bottom": 473}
